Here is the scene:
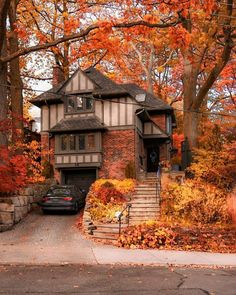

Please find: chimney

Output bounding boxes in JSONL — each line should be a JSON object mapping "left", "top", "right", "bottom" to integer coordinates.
{"left": 52, "top": 65, "right": 65, "bottom": 86}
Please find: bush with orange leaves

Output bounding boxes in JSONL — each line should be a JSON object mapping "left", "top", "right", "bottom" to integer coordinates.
{"left": 0, "top": 140, "right": 46, "bottom": 194}
{"left": 87, "top": 179, "right": 135, "bottom": 223}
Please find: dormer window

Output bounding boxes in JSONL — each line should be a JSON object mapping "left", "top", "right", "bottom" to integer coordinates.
{"left": 66, "top": 95, "right": 93, "bottom": 113}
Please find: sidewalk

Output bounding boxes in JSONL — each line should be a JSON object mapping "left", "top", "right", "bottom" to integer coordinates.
{"left": 0, "top": 242, "right": 235, "bottom": 267}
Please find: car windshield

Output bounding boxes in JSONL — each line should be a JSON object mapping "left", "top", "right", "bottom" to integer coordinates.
{"left": 47, "top": 188, "right": 71, "bottom": 195}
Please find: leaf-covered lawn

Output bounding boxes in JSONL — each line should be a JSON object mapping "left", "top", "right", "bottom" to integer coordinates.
{"left": 118, "top": 222, "right": 236, "bottom": 253}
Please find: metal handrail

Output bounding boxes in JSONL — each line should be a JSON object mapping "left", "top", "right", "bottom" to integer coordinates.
{"left": 156, "top": 177, "right": 161, "bottom": 203}
{"left": 117, "top": 203, "right": 132, "bottom": 236}
{"left": 156, "top": 164, "right": 162, "bottom": 202}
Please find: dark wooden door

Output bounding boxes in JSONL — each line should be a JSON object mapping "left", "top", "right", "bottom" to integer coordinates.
{"left": 147, "top": 147, "right": 159, "bottom": 172}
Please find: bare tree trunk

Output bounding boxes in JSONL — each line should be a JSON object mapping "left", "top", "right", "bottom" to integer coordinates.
{"left": 0, "top": 0, "right": 10, "bottom": 146}
{"left": 9, "top": 0, "right": 24, "bottom": 143}
{"left": 0, "top": 58, "right": 8, "bottom": 146}
{"left": 182, "top": 54, "right": 199, "bottom": 149}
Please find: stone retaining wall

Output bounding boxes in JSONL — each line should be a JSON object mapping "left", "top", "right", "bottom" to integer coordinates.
{"left": 0, "top": 179, "right": 56, "bottom": 232}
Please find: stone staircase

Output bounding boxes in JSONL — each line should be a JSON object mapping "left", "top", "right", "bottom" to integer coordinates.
{"left": 128, "top": 175, "right": 161, "bottom": 224}
{"left": 85, "top": 175, "right": 161, "bottom": 240}
{"left": 88, "top": 223, "right": 128, "bottom": 241}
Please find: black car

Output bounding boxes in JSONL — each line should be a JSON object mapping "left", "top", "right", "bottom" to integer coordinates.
{"left": 39, "top": 185, "right": 86, "bottom": 214}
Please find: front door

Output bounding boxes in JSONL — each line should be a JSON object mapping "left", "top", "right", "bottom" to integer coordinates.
{"left": 147, "top": 147, "right": 159, "bottom": 172}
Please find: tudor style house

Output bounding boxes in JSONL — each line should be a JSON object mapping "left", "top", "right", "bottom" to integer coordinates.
{"left": 31, "top": 67, "right": 175, "bottom": 192}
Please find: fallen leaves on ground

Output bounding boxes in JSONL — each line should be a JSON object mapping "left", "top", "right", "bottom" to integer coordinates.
{"left": 117, "top": 222, "right": 236, "bottom": 253}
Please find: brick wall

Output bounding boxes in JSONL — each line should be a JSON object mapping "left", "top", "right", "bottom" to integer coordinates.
{"left": 41, "top": 133, "right": 49, "bottom": 152}
{"left": 159, "top": 143, "right": 168, "bottom": 161}
{"left": 150, "top": 114, "right": 166, "bottom": 131}
{"left": 99, "top": 129, "right": 136, "bottom": 179}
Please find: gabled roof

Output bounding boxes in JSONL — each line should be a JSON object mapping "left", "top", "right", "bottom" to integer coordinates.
{"left": 84, "top": 67, "right": 128, "bottom": 97}
{"left": 30, "top": 67, "right": 173, "bottom": 112}
{"left": 122, "top": 84, "right": 172, "bottom": 111}
{"left": 49, "top": 117, "right": 107, "bottom": 133}
{"left": 30, "top": 82, "right": 64, "bottom": 107}
{"left": 136, "top": 109, "right": 169, "bottom": 139}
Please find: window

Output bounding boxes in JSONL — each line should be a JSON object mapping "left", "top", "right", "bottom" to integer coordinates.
{"left": 66, "top": 95, "right": 93, "bottom": 113}
{"left": 69, "top": 135, "right": 76, "bottom": 150}
{"left": 61, "top": 135, "right": 67, "bottom": 151}
{"left": 76, "top": 97, "right": 83, "bottom": 111}
{"left": 87, "top": 134, "right": 95, "bottom": 149}
{"left": 78, "top": 135, "right": 85, "bottom": 150}
{"left": 59, "top": 133, "right": 98, "bottom": 152}
{"left": 166, "top": 116, "right": 172, "bottom": 134}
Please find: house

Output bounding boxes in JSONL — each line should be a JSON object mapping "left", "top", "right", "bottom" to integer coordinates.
{"left": 31, "top": 67, "right": 175, "bottom": 192}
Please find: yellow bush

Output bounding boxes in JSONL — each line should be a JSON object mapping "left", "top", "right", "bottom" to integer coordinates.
{"left": 87, "top": 178, "right": 135, "bottom": 223}
{"left": 91, "top": 178, "right": 135, "bottom": 195}
{"left": 162, "top": 180, "right": 231, "bottom": 224}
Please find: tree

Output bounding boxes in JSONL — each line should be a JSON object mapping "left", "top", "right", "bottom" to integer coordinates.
{"left": 82, "top": 0, "right": 235, "bottom": 149}
{"left": 0, "top": 0, "right": 235, "bottom": 150}
{"left": 0, "top": 0, "right": 98, "bottom": 146}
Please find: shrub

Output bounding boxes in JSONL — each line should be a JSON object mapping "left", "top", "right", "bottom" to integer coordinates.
{"left": 161, "top": 181, "right": 231, "bottom": 224}
{"left": 87, "top": 178, "right": 135, "bottom": 223}
{"left": 118, "top": 222, "right": 236, "bottom": 252}
{"left": 91, "top": 178, "right": 135, "bottom": 195}
{"left": 118, "top": 223, "right": 177, "bottom": 249}
{"left": 125, "top": 161, "right": 136, "bottom": 178}
{"left": 42, "top": 160, "right": 54, "bottom": 179}
{"left": 88, "top": 196, "right": 124, "bottom": 222}
{"left": 188, "top": 146, "right": 236, "bottom": 190}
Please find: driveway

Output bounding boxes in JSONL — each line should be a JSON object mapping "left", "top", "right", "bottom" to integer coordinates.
{"left": 0, "top": 208, "right": 97, "bottom": 265}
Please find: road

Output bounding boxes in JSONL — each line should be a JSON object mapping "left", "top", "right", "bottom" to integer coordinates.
{"left": 0, "top": 264, "right": 235, "bottom": 294}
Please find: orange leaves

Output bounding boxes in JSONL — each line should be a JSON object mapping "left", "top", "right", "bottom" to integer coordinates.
{"left": 168, "top": 26, "right": 191, "bottom": 50}
{"left": 87, "top": 179, "right": 135, "bottom": 222}
{"left": 0, "top": 146, "right": 28, "bottom": 193}
{"left": 35, "top": 32, "right": 48, "bottom": 44}
{"left": 0, "top": 117, "right": 46, "bottom": 193}
{"left": 64, "top": 18, "right": 80, "bottom": 35}
{"left": 118, "top": 222, "right": 236, "bottom": 253}
{"left": 172, "top": 133, "right": 184, "bottom": 157}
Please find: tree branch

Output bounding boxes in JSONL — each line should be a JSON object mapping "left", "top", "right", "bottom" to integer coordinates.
{"left": 0, "top": 24, "right": 98, "bottom": 63}
{"left": 193, "top": 0, "right": 235, "bottom": 110}
{"left": 114, "top": 18, "right": 181, "bottom": 29}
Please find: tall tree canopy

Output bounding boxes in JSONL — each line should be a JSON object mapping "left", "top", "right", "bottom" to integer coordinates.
{"left": 0, "top": 0, "right": 235, "bottom": 148}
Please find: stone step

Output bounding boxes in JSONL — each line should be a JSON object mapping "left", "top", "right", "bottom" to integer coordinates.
{"left": 130, "top": 202, "right": 159, "bottom": 206}
{"left": 131, "top": 195, "right": 160, "bottom": 200}
{"left": 129, "top": 203, "right": 160, "bottom": 208}
{"left": 129, "top": 214, "right": 159, "bottom": 219}
{"left": 136, "top": 185, "right": 160, "bottom": 188}
{"left": 91, "top": 233, "right": 118, "bottom": 240}
{"left": 94, "top": 224, "right": 127, "bottom": 232}
{"left": 129, "top": 217, "right": 159, "bottom": 224}
{"left": 130, "top": 214, "right": 160, "bottom": 219}
{"left": 135, "top": 191, "right": 158, "bottom": 195}
{"left": 130, "top": 207, "right": 160, "bottom": 213}
{"left": 134, "top": 192, "right": 159, "bottom": 197}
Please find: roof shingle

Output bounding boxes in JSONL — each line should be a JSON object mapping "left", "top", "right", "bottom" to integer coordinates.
{"left": 50, "top": 117, "right": 107, "bottom": 133}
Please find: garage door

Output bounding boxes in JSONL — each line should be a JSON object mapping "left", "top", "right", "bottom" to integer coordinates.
{"left": 63, "top": 169, "right": 96, "bottom": 194}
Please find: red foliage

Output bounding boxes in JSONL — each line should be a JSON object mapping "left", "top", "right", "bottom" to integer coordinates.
{"left": 118, "top": 222, "right": 236, "bottom": 253}
{"left": 96, "top": 187, "right": 125, "bottom": 205}
{"left": 172, "top": 133, "right": 184, "bottom": 157}
{"left": 0, "top": 146, "right": 28, "bottom": 193}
